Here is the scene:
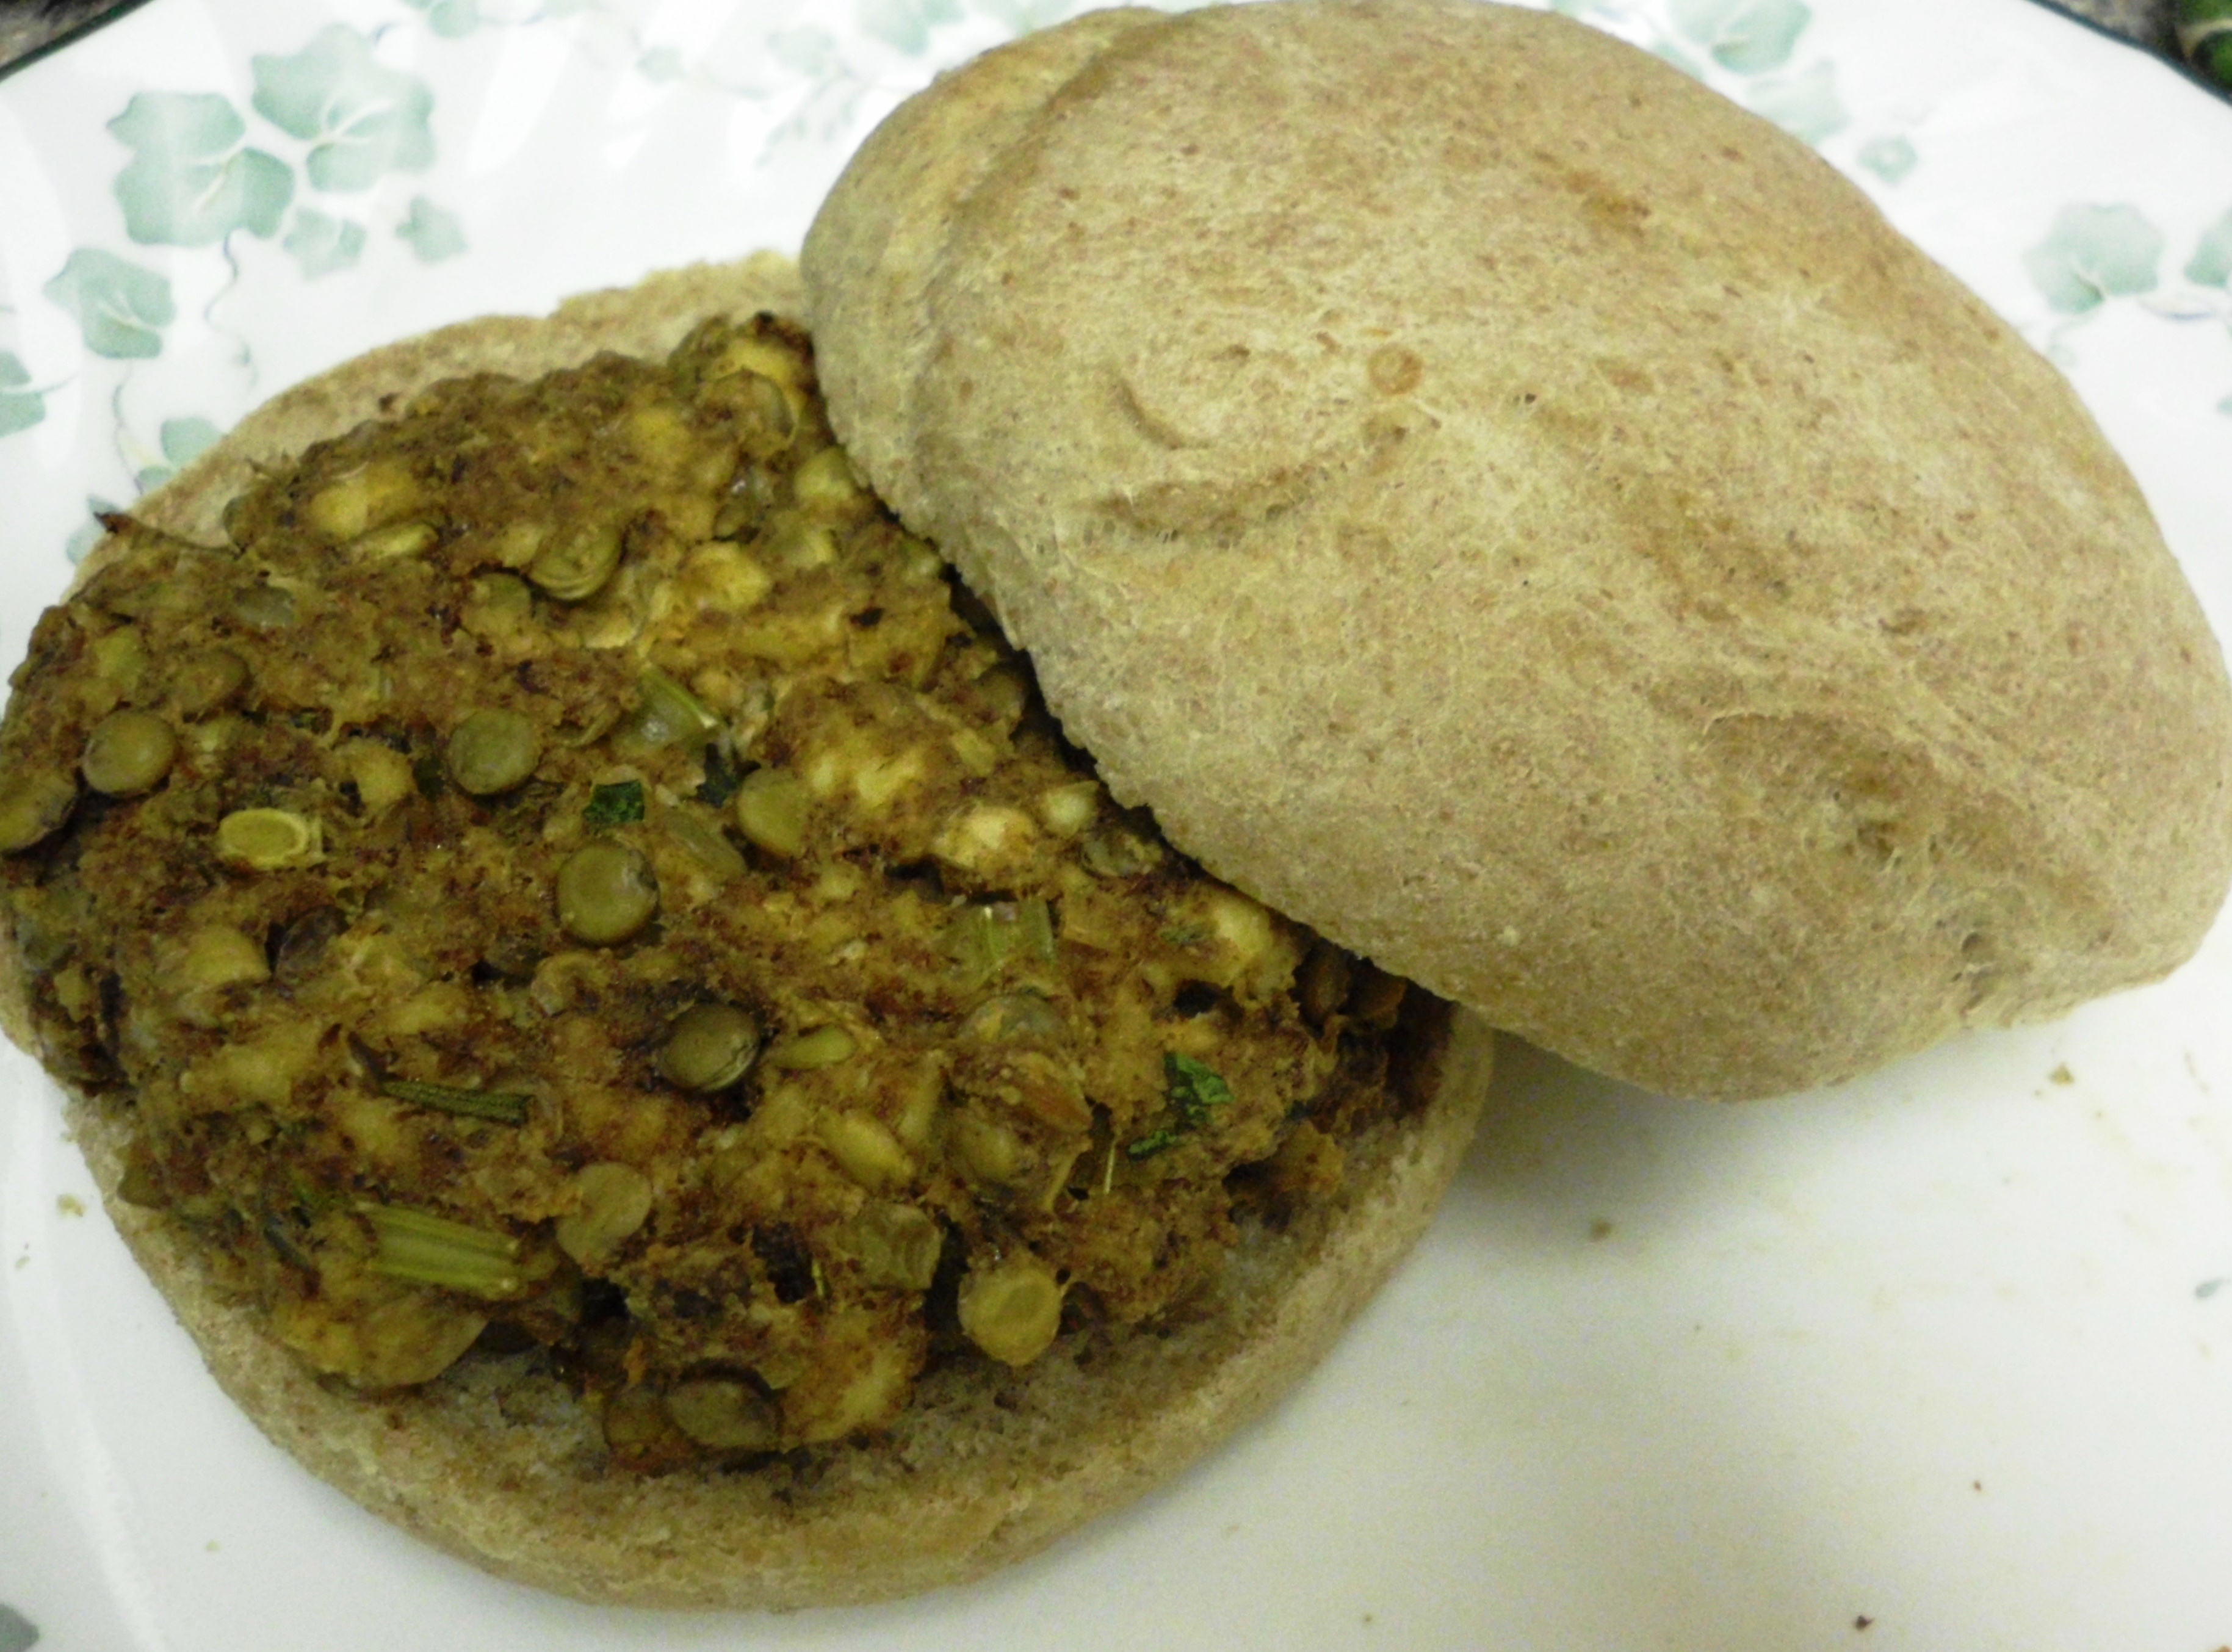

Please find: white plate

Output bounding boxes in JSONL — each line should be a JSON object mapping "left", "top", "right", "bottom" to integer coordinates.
{"left": 4, "top": 2, "right": 2232, "bottom": 1648}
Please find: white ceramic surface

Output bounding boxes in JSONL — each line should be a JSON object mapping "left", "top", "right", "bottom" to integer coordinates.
{"left": 3, "top": 1, "right": 2231, "bottom": 1648}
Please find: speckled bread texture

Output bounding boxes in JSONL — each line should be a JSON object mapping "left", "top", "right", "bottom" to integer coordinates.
{"left": 801, "top": 0, "right": 2232, "bottom": 1101}
{"left": 9, "top": 254, "right": 1493, "bottom": 1609}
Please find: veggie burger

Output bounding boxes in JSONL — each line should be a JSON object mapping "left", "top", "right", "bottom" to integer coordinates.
{"left": 3, "top": 0, "right": 2228, "bottom": 1612}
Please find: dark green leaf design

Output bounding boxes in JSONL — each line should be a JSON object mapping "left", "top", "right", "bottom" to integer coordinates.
{"left": 1670, "top": 0, "right": 1811, "bottom": 74}
{"left": 108, "top": 93, "right": 293, "bottom": 246}
{"left": 2023, "top": 204, "right": 2164, "bottom": 314}
{"left": 396, "top": 196, "right": 466, "bottom": 262}
{"left": 283, "top": 207, "right": 367, "bottom": 278}
{"left": 43, "top": 250, "right": 175, "bottom": 359}
{"left": 0, "top": 352, "right": 43, "bottom": 438}
{"left": 2184, "top": 206, "right": 2232, "bottom": 289}
{"left": 252, "top": 26, "right": 436, "bottom": 193}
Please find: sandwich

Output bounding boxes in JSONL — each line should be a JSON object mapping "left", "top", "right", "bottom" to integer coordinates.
{"left": 0, "top": 255, "right": 1489, "bottom": 1607}
{"left": 2, "top": 0, "right": 2227, "bottom": 1612}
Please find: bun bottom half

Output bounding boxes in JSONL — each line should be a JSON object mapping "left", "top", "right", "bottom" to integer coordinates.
{"left": 9, "top": 254, "right": 1493, "bottom": 1609}
{"left": 63, "top": 1010, "right": 1488, "bottom": 1608}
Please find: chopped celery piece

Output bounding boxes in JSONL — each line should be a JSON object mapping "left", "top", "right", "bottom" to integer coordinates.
{"left": 378, "top": 1077, "right": 530, "bottom": 1125}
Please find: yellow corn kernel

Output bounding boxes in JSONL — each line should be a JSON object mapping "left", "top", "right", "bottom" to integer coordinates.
{"left": 817, "top": 1109, "right": 912, "bottom": 1192}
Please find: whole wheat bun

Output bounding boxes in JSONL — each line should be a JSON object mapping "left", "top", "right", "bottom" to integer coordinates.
{"left": 801, "top": 0, "right": 2232, "bottom": 1102}
{"left": 10, "top": 254, "right": 1493, "bottom": 1609}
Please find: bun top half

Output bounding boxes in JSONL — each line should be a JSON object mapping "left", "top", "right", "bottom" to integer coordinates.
{"left": 801, "top": 0, "right": 2232, "bottom": 1100}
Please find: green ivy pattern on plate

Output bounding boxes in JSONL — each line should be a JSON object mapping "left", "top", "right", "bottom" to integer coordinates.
{"left": 2027, "top": 201, "right": 2232, "bottom": 413}
{"left": 110, "top": 93, "right": 294, "bottom": 245}
{"left": 1551, "top": 0, "right": 1858, "bottom": 146}
{"left": 1, "top": 0, "right": 2227, "bottom": 582}
{"left": 251, "top": 27, "right": 437, "bottom": 193}
{"left": 0, "top": 0, "right": 1088, "bottom": 516}
{"left": 1, "top": 13, "right": 467, "bottom": 536}
{"left": 0, "top": 353, "right": 48, "bottom": 437}
{"left": 43, "top": 250, "right": 175, "bottom": 360}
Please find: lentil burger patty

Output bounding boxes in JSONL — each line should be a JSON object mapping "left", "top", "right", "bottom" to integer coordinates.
{"left": 0, "top": 261, "right": 1489, "bottom": 1606}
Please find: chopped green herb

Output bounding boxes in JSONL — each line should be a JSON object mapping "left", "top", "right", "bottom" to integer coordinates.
{"left": 357, "top": 1200, "right": 521, "bottom": 1295}
{"left": 696, "top": 745, "right": 745, "bottom": 807}
{"left": 1125, "top": 1054, "right": 1233, "bottom": 1160}
{"left": 1166, "top": 1053, "right": 1234, "bottom": 1128}
{"left": 377, "top": 1076, "right": 530, "bottom": 1125}
{"left": 584, "top": 779, "right": 646, "bottom": 828}
{"left": 1125, "top": 1125, "right": 1186, "bottom": 1161}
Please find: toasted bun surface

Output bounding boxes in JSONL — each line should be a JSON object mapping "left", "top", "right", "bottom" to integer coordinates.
{"left": 12, "top": 254, "right": 1492, "bottom": 1609}
{"left": 802, "top": 0, "right": 2232, "bottom": 1100}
